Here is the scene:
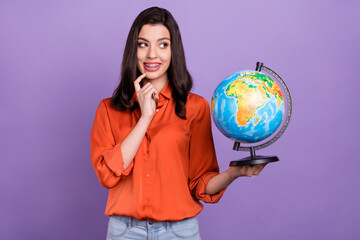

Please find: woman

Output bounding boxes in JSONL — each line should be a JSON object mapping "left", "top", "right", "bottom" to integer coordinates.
{"left": 91, "top": 7, "right": 266, "bottom": 239}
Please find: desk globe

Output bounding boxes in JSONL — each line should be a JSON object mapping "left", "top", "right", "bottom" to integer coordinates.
{"left": 211, "top": 62, "right": 292, "bottom": 166}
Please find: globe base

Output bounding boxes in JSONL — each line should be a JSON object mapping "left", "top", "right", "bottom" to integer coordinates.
{"left": 229, "top": 155, "right": 279, "bottom": 166}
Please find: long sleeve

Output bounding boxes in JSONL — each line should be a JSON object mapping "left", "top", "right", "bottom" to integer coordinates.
{"left": 90, "top": 100, "right": 134, "bottom": 189}
{"left": 188, "top": 97, "right": 226, "bottom": 203}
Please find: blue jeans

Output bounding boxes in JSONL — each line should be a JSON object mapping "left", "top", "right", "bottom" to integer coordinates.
{"left": 106, "top": 215, "right": 201, "bottom": 240}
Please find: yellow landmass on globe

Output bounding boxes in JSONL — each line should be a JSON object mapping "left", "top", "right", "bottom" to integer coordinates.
{"left": 227, "top": 78, "right": 266, "bottom": 126}
{"left": 251, "top": 75, "right": 284, "bottom": 107}
{"left": 245, "top": 73, "right": 284, "bottom": 107}
{"left": 211, "top": 97, "right": 215, "bottom": 113}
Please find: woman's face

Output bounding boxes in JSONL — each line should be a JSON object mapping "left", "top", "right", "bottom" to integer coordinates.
{"left": 137, "top": 24, "right": 171, "bottom": 83}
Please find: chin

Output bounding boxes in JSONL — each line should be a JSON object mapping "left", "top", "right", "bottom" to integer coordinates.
{"left": 145, "top": 72, "right": 165, "bottom": 80}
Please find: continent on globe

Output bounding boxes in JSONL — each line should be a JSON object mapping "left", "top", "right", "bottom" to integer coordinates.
{"left": 211, "top": 71, "right": 285, "bottom": 143}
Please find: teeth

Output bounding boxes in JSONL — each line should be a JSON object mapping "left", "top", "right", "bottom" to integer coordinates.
{"left": 145, "top": 63, "right": 160, "bottom": 67}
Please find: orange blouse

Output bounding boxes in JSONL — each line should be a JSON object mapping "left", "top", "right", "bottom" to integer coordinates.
{"left": 90, "top": 82, "right": 226, "bottom": 221}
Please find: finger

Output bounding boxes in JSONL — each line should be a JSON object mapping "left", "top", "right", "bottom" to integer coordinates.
{"left": 248, "top": 165, "right": 259, "bottom": 177}
{"left": 152, "top": 92, "right": 158, "bottom": 107}
{"left": 152, "top": 91, "right": 159, "bottom": 100}
{"left": 143, "top": 87, "right": 158, "bottom": 101}
{"left": 141, "top": 82, "right": 158, "bottom": 96}
{"left": 243, "top": 166, "right": 253, "bottom": 177}
{"left": 138, "top": 82, "right": 152, "bottom": 95}
{"left": 254, "top": 163, "right": 267, "bottom": 175}
{"left": 248, "top": 165, "right": 258, "bottom": 176}
{"left": 138, "top": 85, "right": 157, "bottom": 106}
{"left": 258, "top": 163, "right": 267, "bottom": 172}
{"left": 253, "top": 167, "right": 260, "bottom": 176}
{"left": 134, "top": 73, "right": 146, "bottom": 92}
{"left": 140, "top": 83, "right": 156, "bottom": 96}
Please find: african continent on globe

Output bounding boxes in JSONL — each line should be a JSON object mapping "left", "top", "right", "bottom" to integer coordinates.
{"left": 211, "top": 71, "right": 285, "bottom": 143}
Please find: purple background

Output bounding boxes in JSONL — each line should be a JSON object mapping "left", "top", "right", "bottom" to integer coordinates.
{"left": 1, "top": 0, "right": 359, "bottom": 239}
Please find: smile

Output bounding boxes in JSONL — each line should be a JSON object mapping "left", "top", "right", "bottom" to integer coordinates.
{"left": 144, "top": 62, "right": 161, "bottom": 72}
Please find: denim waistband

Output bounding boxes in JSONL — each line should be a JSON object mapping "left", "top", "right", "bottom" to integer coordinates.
{"left": 110, "top": 215, "right": 171, "bottom": 229}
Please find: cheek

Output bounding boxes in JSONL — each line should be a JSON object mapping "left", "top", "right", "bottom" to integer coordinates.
{"left": 137, "top": 49, "right": 146, "bottom": 61}
{"left": 137, "top": 52, "right": 144, "bottom": 68}
{"left": 136, "top": 57, "right": 142, "bottom": 65}
{"left": 161, "top": 51, "right": 171, "bottom": 64}
{"left": 137, "top": 62, "right": 142, "bottom": 71}
{"left": 136, "top": 61, "right": 144, "bottom": 73}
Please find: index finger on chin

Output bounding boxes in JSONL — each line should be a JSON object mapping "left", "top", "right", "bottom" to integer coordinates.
{"left": 134, "top": 73, "right": 146, "bottom": 92}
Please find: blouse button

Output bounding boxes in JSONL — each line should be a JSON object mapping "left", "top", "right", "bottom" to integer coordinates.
{"left": 146, "top": 173, "right": 150, "bottom": 178}
{"left": 156, "top": 109, "right": 159, "bottom": 112}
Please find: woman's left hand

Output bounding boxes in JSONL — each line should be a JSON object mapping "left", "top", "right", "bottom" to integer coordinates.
{"left": 227, "top": 164, "right": 267, "bottom": 180}
{"left": 205, "top": 163, "right": 268, "bottom": 195}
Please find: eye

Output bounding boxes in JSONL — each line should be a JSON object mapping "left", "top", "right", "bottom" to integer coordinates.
{"left": 159, "top": 42, "right": 169, "bottom": 48}
{"left": 138, "top": 42, "right": 147, "bottom": 48}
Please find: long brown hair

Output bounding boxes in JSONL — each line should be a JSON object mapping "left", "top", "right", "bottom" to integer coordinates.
{"left": 111, "top": 7, "right": 193, "bottom": 119}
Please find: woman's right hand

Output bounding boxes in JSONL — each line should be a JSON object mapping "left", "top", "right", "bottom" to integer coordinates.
{"left": 134, "top": 73, "right": 159, "bottom": 121}
{"left": 117, "top": 74, "right": 159, "bottom": 170}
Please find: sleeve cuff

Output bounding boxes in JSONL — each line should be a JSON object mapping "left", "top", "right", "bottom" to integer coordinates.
{"left": 102, "top": 143, "right": 133, "bottom": 177}
{"left": 195, "top": 172, "right": 226, "bottom": 203}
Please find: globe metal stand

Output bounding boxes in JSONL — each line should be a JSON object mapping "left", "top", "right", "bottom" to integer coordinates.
{"left": 229, "top": 62, "right": 292, "bottom": 167}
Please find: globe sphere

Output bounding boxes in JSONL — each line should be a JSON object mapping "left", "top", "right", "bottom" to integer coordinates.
{"left": 211, "top": 71, "right": 285, "bottom": 143}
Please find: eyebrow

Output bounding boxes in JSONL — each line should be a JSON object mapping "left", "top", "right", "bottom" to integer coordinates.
{"left": 137, "top": 37, "right": 171, "bottom": 42}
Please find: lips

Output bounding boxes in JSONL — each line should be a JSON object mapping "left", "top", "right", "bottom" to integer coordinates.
{"left": 144, "top": 62, "right": 161, "bottom": 72}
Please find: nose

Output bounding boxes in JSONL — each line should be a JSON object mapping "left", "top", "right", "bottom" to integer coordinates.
{"left": 147, "top": 45, "right": 156, "bottom": 59}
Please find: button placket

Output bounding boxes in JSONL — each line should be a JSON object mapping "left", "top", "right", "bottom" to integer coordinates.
{"left": 144, "top": 131, "right": 152, "bottom": 207}
{"left": 146, "top": 138, "right": 151, "bottom": 178}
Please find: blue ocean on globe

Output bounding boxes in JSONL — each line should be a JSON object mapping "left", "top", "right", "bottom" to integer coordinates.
{"left": 211, "top": 71, "right": 285, "bottom": 143}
